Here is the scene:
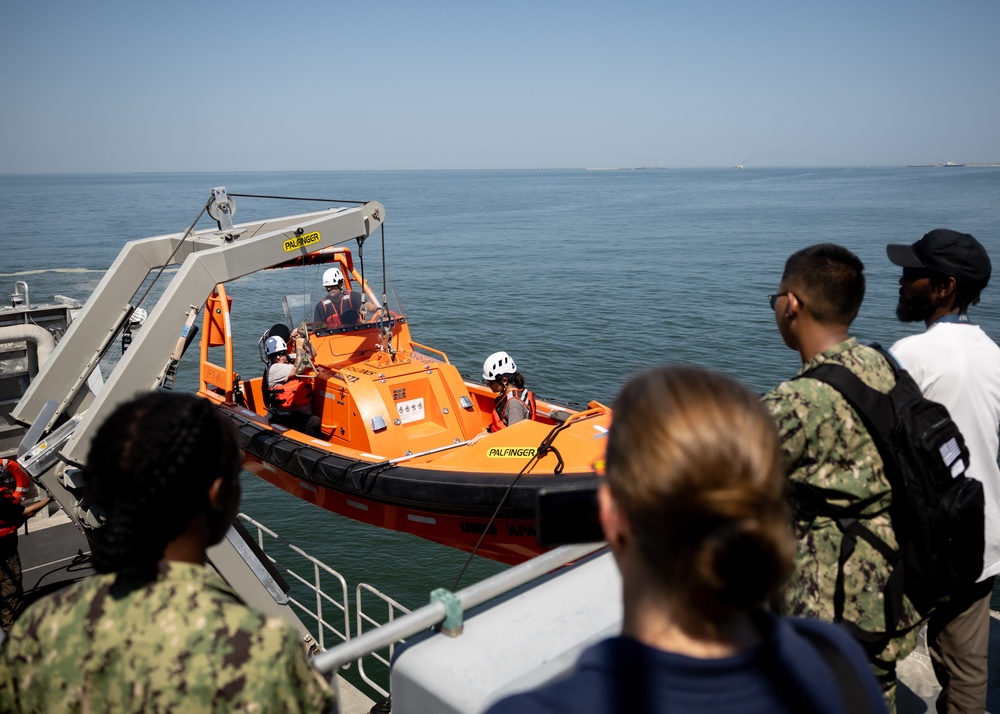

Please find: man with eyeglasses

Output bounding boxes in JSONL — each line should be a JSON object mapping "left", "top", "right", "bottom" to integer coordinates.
{"left": 887, "top": 229, "right": 1000, "bottom": 714}
{"left": 762, "top": 244, "right": 920, "bottom": 712}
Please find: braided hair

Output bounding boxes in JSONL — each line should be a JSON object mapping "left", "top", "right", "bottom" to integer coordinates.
{"left": 82, "top": 392, "right": 242, "bottom": 576}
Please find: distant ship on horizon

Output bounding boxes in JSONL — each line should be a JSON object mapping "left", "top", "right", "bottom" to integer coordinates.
{"left": 906, "top": 160, "right": 972, "bottom": 168}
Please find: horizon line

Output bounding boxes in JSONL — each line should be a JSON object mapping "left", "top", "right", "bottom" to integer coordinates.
{"left": 3, "top": 164, "right": 1000, "bottom": 177}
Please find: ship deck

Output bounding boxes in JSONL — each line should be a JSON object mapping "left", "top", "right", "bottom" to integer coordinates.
{"left": 17, "top": 510, "right": 94, "bottom": 604}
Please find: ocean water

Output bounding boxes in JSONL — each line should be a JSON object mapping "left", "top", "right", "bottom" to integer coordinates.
{"left": 2, "top": 168, "right": 1000, "bottom": 678}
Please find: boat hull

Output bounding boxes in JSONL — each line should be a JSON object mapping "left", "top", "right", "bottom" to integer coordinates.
{"left": 226, "top": 408, "right": 601, "bottom": 565}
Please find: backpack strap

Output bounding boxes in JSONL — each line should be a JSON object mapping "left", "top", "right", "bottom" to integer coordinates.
{"left": 797, "top": 354, "right": 908, "bottom": 652}
{"left": 831, "top": 516, "right": 906, "bottom": 656}
{"left": 803, "top": 362, "right": 898, "bottom": 466}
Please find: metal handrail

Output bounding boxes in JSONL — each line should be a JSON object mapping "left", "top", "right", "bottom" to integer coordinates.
{"left": 355, "top": 583, "right": 412, "bottom": 697}
{"left": 237, "top": 514, "right": 351, "bottom": 654}
{"left": 407, "top": 340, "right": 449, "bottom": 363}
{"left": 311, "top": 542, "right": 606, "bottom": 674}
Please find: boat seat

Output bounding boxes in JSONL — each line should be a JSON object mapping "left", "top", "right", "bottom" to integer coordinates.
{"left": 264, "top": 323, "right": 291, "bottom": 344}
{"left": 550, "top": 409, "right": 572, "bottom": 425}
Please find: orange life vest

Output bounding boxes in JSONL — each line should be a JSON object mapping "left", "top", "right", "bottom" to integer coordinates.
{"left": 490, "top": 388, "right": 531, "bottom": 432}
{"left": 0, "top": 458, "right": 31, "bottom": 537}
{"left": 272, "top": 379, "right": 313, "bottom": 409}
{"left": 317, "top": 291, "right": 361, "bottom": 328}
{"left": 519, "top": 389, "right": 537, "bottom": 420}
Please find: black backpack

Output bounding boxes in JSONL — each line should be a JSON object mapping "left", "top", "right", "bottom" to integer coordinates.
{"left": 798, "top": 344, "right": 984, "bottom": 648}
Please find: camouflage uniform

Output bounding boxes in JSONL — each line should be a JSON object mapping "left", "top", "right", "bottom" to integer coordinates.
{"left": 0, "top": 485, "right": 26, "bottom": 633}
{"left": 0, "top": 560, "right": 334, "bottom": 713}
{"left": 0, "top": 533, "right": 23, "bottom": 633}
{"left": 763, "top": 338, "right": 920, "bottom": 700}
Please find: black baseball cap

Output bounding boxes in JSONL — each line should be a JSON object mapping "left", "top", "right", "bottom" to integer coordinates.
{"left": 886, "top": 229, "right": 991, "bottom": 288}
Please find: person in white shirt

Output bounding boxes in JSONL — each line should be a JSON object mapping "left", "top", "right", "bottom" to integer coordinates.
{"left": 887, "top": 228, "right": 1000, "bottom": 714}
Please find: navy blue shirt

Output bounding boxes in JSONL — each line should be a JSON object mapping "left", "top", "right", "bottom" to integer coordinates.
{"left": 485, "top": 615, "right": 885, "bottom": 714}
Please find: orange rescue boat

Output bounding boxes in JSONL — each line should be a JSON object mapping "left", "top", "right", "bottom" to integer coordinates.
{"left": 197, "top": 247, "right": 609, "bottom": 565}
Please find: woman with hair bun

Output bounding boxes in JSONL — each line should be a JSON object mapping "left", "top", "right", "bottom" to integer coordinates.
{"left": 488, "top": 366, "right": 886, "bottom": 714}
{"left": 0, "top": 392, "right": 333, "bottom": 713}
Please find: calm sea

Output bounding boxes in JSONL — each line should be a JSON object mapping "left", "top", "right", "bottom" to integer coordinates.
{"left": 2, "top": 167, "right": 999, "bottom": 665}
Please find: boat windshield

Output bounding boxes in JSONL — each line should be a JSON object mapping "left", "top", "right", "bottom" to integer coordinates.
{"left": 281, "top": 283, "right": 406, "bottom": 337}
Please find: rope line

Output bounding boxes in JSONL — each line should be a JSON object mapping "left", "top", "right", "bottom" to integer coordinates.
{"left": 133, "top": 199, "right": 210, "bottom": 308}
{"left": 449, "top": 418, "right": 575, "bottom": 591}
{"left": 228, "top": 193, "right": 367, "bottom": 205}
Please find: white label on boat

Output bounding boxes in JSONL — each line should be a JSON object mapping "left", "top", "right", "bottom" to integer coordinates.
{"left": 298, "top": 481, "right": 318, "bottom": 493}
{"left": 396, "top": 397, "right": 425, "bottom": 424}
{"left": 262, "top": 463, "right": 277, "bottom": 473}
{"left": 408, "top": 514, "right": 436, "bottom": 524}
{"left": 360, "top": 453, "right": 385, "bottom": 460}
{"left": 346, "top": 499, "right": 369, "bottom": 511}
{"left": 593, "top": 425, "right": 608, "bottom": 433}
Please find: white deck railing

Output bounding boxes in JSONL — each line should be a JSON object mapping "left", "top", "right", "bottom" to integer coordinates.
{"left": 237, "top": 512, "right": 606, "bottom": 702}
{"left": 311, "top": 542, "right": 606, "bottom": 675}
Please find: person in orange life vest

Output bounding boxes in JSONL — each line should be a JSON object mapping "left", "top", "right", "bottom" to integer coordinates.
{"left": 0, "top": 460, "right": 53, "bottom": 633}
{"left": 511, "top": 371, "right": 537, "bottom": 420}
{"left": 483, "top": 351, "right": 535, "bottom": 431}
{"left": 264, "top": 334, "right": 322, "bottom": 438}
{"left": 313, "top": 267, "right": 375, "bottom": 328}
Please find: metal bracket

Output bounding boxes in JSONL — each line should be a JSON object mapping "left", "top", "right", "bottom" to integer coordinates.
{"left": 430, "top": 587, "right": 464, "bottom": 637}
{"left": 17, "top": 399, "right": 58, "bottom": 459}
{"left": 157, "top": 304, "right": 201, "bottom": 389}
{"left": 208, "top": 187, "right": 244, "bottom": 241}
{"left": 224, "top": 525, "right": 290, "bottom": 605}
{"left": 19, "top": 412, "right": 84, "bottom": 478}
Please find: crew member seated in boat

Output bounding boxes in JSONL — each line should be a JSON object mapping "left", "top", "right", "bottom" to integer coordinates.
{"left": 483, "top": 351, "right": 535, "bottom": 431}
{"left": 264, "top": 334, "right": 323, "bottom": 438}
{"left": 511, "top": 371, "right": 537, "bottom": 420}
{"left": 313, "top": 267, "right": 374, "bottom": 328}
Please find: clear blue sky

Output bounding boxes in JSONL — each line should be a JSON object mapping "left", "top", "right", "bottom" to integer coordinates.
{"left": 2, "top": 0, "right": 998, "bottom": 172}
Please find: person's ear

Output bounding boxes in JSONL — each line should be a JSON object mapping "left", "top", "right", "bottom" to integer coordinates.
{"left": 785, "top": 291, "right": 803, "bottom": 318}
{"left": 598, "top": 483, "right": 630, "bottom": 551}
{"left": 932, "top": 276, "right": 958, "bottom": 306}
{"left": 207, "top": 476, "right": 227, "bottom": 513}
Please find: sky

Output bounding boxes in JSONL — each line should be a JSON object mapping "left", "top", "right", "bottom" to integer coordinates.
{"left": 2, "top": 0, "right": 998, "bottom": 172}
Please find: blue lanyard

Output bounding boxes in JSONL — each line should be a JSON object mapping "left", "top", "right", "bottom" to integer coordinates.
{"left": 935, "top": 312, "right": 972, "bottom": 325}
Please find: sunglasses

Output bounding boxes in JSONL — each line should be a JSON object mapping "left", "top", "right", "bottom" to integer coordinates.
{"left": 768, "top": 292, "right": 804, "bottom": 309}
{"left": 902, "top": 267, "right": 935, "bottom": 282}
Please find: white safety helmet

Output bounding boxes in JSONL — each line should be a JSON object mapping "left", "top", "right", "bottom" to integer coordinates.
{"left": 323, "top": 267, "right": 345, "bottom": 287}
{"left": 483, "top": 351, "right": 517, "bottom": 381}
{"left": 265, "top": 335, "right": 288, "bottom": 357}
